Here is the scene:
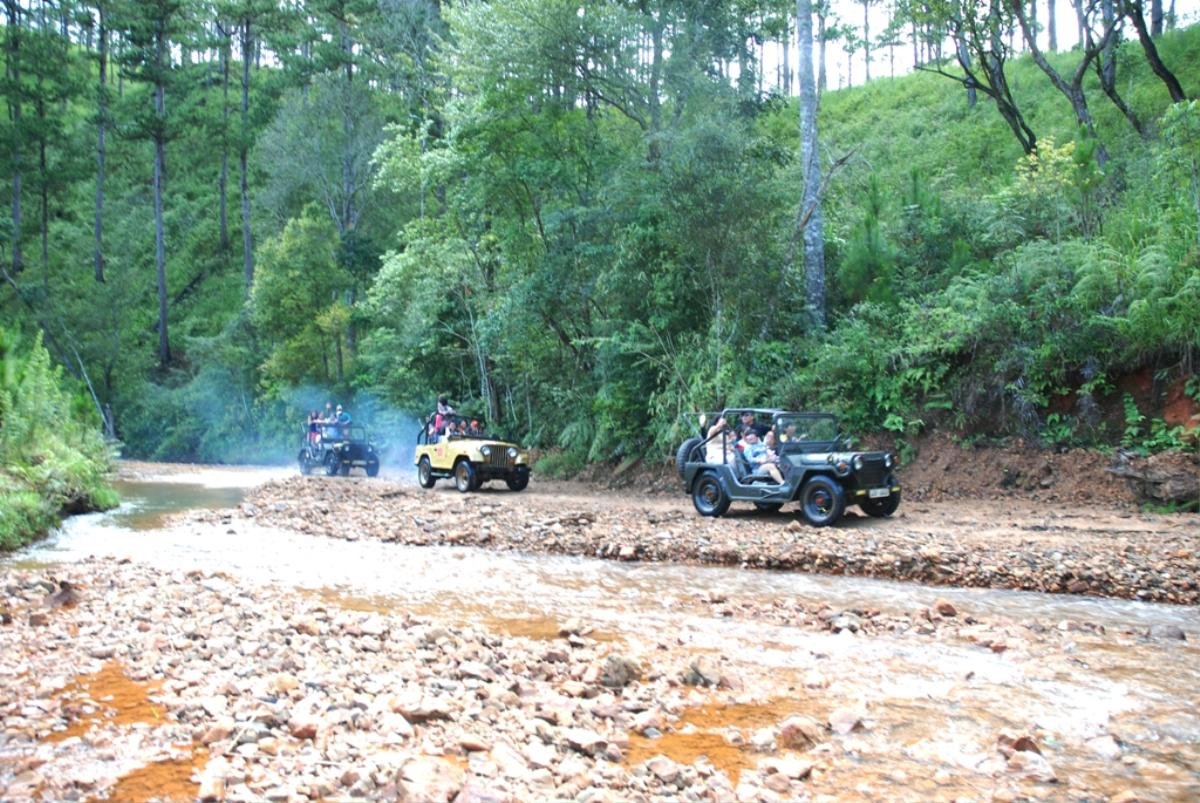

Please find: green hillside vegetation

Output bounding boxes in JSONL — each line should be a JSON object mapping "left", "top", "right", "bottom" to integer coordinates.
{"left": 0, "top": 1, "right": 1195, "bottom": 474}
{"left": 0, "top": 330, "right": 117, "bottom": 548}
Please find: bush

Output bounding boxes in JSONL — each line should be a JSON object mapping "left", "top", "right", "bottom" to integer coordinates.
{"left": 0, "top": 329, "right": 117, "bottom": 549}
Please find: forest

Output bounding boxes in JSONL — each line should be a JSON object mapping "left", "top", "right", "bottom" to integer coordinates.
{"left": 0, "top": 0, "right": 1197, "bottom": 483}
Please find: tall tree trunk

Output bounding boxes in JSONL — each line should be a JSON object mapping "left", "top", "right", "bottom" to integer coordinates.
{"left": 7, "top": 0, "right": 23, "bottom": 275}
{"left": 37, "top": 96, "right": 47, "bottom": 284}
{"left": 957, "top": 36, "right": 977, "bottom": 107}
{"left": 862, "top": 0, "right": 871, "bottom": 81}
{"left": 817, "top": 10, "right": 827, "bottom": 93}
{"left": 910, "top": 17, "right": 919, "bottom": 67}
{"left": 94, "top": 4, "right": 106, "bottom": 283}
{"left": 782, "top": 16, "right": 791, "bottom": 95}
{"left": 1100, "top": 0, "right": 1116, "bottom": 88}
{"left": 1048, "top": 0, "right": 1057, "bottom": 49}
{"left": 1124, "top": 0, "right": 1186, "bottom": 102}
{"left": 646, "top": 1, "right": 663, "bottom": 161}
{"left": 153, "top": 28, "right": 170, "bottom": 366}
{"left": 797, "top": 0, "right": 826, "bottom": 329}
{"left": 217, "top": 27, "right": 230, "bottom": 254}
{"left": 1150, "top": 0, "right": 1163, "bottom": 34}
{"left": 240, "top": 19, "right": 254, "bottom": 289}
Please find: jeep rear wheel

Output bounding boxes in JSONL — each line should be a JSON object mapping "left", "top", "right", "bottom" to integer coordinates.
{"left": 324, "top": 452, "right": 340, "bottom": 477}
{"left": 692, "top": 472, "right": 730, "bottom": 517}
{"left": 417, "top": 456, "right": 436, "bottom": 489}
{"left": 799, "top": 475, "right": 845, "bottom": 527}
{"left": 506, "top": 466, "right": 530, "bottom": 491}
{"left": 676, "top": 437, "right": 703, "bottom": 479}
{"left": 454, "top": 460, "right": 478, "bottom": 493}
{"left": 861, "top": 490, "right": 900, "bottom": 517}
{"left": 365, "top": 457, "right": 380, "bottom": 477}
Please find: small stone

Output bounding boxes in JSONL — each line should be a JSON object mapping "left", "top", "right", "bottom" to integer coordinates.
{"left": 779, "top": 715, "right": 824, "bottom": 749}
{"left": 828, "top": 707, "right": 863, "bottom": 735}
{"left": 933, "top": 598, "right": 957, "bottom": 617}
{"left": 599, "top": 655, "right": 641, "bottom": 688}
{"left": 28, "top": 611, "right": 49, "bottom": 627}
{"left": 563, "top": 727, "right": 606, "bottom": 756}
{"left": 647, "top": 755, "right": 680, "bottom": 783}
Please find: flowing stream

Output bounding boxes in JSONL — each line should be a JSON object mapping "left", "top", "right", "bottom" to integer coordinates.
{"left": 7, "top": 466, "right": 1200, "bottom": 799}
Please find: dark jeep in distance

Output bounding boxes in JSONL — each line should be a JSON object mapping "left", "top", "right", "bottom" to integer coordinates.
{"left": 299, "top": 423, "right": 381, "bottom": 477}
{"left": 676, "top": 409, "right": 900, "bottom": 526}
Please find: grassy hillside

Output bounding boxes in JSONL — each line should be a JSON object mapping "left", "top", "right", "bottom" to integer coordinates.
{"left": 754, "top": 27, "right": 1200, "bottom": 453}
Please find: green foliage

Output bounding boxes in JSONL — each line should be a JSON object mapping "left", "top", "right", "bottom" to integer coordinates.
{"left": 0, "top": 329, "right": 116, "bottom": 549}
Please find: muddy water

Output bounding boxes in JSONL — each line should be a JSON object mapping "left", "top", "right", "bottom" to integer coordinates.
{"left": 11, "top": 468, "right": 1200, "bottom": 799}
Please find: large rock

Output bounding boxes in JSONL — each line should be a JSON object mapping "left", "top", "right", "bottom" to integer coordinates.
{"left": 778, "top": 715, "right": 824, "bottom": 750}
{"left": 398, "top": 757, "right": 465, "bottom": 802}
{"left": 563, "top": 728, "right": 606, "bottom": 756}
{"left": 599, "top": 655, "right": 641, "bottom": 688}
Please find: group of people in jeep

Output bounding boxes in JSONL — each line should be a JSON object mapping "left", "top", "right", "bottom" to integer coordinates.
{"left": 704, "top": 411, "right": 788, "bottom": 484}
{"left": 425, "top": 396, "right": 486, "bottom": 442}
{"left": 306, "top": 402, "right": 352, "bottom": 445}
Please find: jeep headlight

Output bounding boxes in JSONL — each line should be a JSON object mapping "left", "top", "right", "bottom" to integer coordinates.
{"left": 481, "top": 445, "right": 491, "bottom": 457}
{"left": 852, "top": 455, "right": 864, "bottom": 471}
{"left": 507, "top": 447, "right": 518, "bottom": 460}
{"left": 884, "top": 453, "right": 893, "bottom": 469}
{"left": 834, "top": 460, "right": 850, "bottom": 476}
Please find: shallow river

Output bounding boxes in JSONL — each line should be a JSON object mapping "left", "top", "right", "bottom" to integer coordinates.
{"left": 9, "top": 467, "right": 1200, "bottom": 799}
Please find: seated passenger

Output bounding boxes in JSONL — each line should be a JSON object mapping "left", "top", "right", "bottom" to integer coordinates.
{"left": 468, "top": 419, "right": 483, "bottom": 437}
{"left": 739, "top": 430, "right": 784, "bottom": 483}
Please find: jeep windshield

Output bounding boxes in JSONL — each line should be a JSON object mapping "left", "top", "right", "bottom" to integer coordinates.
{"left": 774, "top": 414, "right": 840, "bottom": 446}
{"left": 318, "top": 423, "right": 365, "bottom": 441}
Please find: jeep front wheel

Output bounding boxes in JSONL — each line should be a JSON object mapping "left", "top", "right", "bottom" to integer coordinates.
{"left": 298, "top": 450, "right": 312, "bottom": 475}
{"left": 692, "top": 472, "right": 730, "bottom": 517}
{"left": 417, "top": 456, "right": 436, "bottom": 489}
{"left": 365, "top": 457, "right": 380, "bottom": 477}
{"left": 799, "top": 475, "right": 845, "bottom": 527}
{"left": 324, "top": 452, "right": 340, "bottom": 477}
{"left": 506, "top": 466, "right": 530, "bottom": 491}
{"left": 861, "top": 490, "right": 900, "bottom": 517}
{"left": 454, "top": 460, "right": 477, "bottom": 493}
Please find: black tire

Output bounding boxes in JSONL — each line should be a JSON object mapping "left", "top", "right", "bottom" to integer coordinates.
{"left": 861, "top": 489, "right": 901, "bottom": 517}
{"left": 454, "top": 460, "right": 477, "bottom": 493}
{"left": 339, "top": 461, "right": 351, "bottom": 476}
{"left": 506, "top": 466, "right": 530, "bottom": 491}
{"left": 676, "top": 437, "right": 703, "bottom": 479}
{"left": 799, "top": 475, "right": 846, "bottom": 527}
{"left": 365, "top": 457, "right": 380, "bottom": 477}
{"left": 692, "top": 471, "right": 731, "bottom": 517}
{"left": 298, "top": 450, "right": 312, "bottom": 475}
{"left": 324, "top": 452, "right": 340, "bottom": 477}
{"left": 417, "top": 456, "right": 436, "bottom": 489}
{"left": 754, "top": 502, "right": 783, "bottom": 513}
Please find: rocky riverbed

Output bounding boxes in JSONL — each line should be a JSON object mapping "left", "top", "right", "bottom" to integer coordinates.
{"left": 2, "top": 557, "right": 1197, "bottom": 802}
{"left": 195, "top": 476, "right": 1200, "bottom": 604}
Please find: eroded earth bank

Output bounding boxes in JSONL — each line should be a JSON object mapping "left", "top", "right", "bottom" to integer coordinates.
{"left": 1, "top": 463, "right": 1198, "bottom": 802}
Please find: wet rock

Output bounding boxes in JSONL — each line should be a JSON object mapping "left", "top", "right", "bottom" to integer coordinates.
{"left": 599, "top": 655, "right": 641, "bottom": 688}
{"left": 932, "top": 598, "right": 957, "bottom": 617}
{"left": 453, "top": 784, "right": 513, "bottom": 803}
{"left": 647, "top": 755, "right": 680, "bottom": 783}
{"left": 28, "top": 611, "right": 49, "bottom": 627}
{"left": 1005, "top": 749, "right": 1057, "bottom": 783}
{"left": 681, "top": 656, "right": 721, "bottom": 687}
{"left": 760, "top": 756, "right": 814, "bottom": 780}
{"left": 288, "top": 716, "right": 320, "bottom": 741}
{"left": 762, "top": 771, "right": 793, "bottom": 794}
{"left": 997, "top": 732, "right": 1041, "bottom": 757}
{"left": 558, "top": 618, "right": 584, "bottom": 637}
{"left": 563, "top": 727, "right": 606, "bottom": 756}
{"left": 750, "top": 727, "right": 776, "bottom": 753}
{"left": 778, "top": 715, "right": 824, "bottom": 750}
{"left": 398, "top": 756, "right": 465, "bottom": 802}
{"left": 1148, "top": 625, "right": 1186, "bottom": 641}
{"left": 828, "top": 707, "right": 864, "bottom": 736}
{"left": 292, "top": 616, "right": 321, "bottom": 636}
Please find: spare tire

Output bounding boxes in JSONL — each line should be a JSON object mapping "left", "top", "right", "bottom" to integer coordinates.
{"left": 676, "top": 437, "right": 703, "bottom": 479}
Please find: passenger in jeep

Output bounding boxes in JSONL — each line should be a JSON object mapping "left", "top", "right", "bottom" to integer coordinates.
{"left": 740, "top": 430, "right": 784, "bottom": 483}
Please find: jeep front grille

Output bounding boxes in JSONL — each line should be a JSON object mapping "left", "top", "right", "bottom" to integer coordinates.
{"left": 856, "top": 457, "right": 887, "bottom": 487}
{"left": 486, "top": 449, "right": 514, "bottom": 469}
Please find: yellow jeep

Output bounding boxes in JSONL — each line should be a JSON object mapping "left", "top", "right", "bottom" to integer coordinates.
{"left": 413, "top": 414, "right": 531, "bottom": 492}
